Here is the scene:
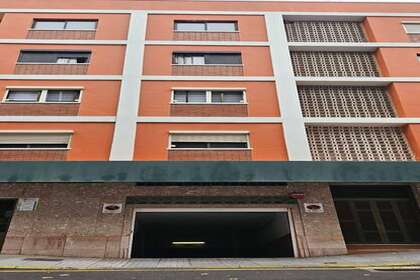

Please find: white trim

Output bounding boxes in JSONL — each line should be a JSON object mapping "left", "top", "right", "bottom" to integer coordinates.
{"left": 171, "top": 88, "right": 247, "bottom": 104}
{"left": 295, "top": 77, "right": 420, "bottom": 86}
{"left": 128, "top": 207, "right": 297, "bottom": 259}
{"left": 146, "top": 40, "right": 268, "bottom": 46}
{"left": 169, "top": 130, "right": 250, "bottom": 134}
{"left": 0, "top": 75, "right": 123, "bottom": 80}
{"left": 266, "top": 13, "right": 312, "bottom": 161}
{"left": 304, "top": 117, "right": 420, "bottom": 125}
{"left": 288, "top": 42, "right": 420, "bottom": 52}
{"left": 138, "top": 117, "right": 282, "bottom": 123}
{"left": 109, "top": 12, "right": 147, "bottom": 161}
{"left": 15, "top": 62, "right": 90, "bottom": 65}
{"left": 5, "top": 86, "right": 84, "bottom": 90}
{"left": 0, "top": 39, "right": 127, "bottom": 45}
{"left": 171, "top": 87, "right": 246, "bottom": 90}
{"left": 171, "top": 63, "right": 244, "bottom": 67}
{"left": 0, "top": 116, "right": 115, "bottom": 122}
{"left": 0, "top": 129, "right": 73, "bottom": 133}
{"left": 168, "top": 148, "right": 252, "bottom": 150}
{"left": 141, "top": 76, "right": 275, "bottom": 81}
{"left": 28, "top": 28, "right": 97, "bottom": 32}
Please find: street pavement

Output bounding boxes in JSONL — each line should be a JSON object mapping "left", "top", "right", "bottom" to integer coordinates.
{"left": 0, "top": 268, "right": 419, "bottom": 280}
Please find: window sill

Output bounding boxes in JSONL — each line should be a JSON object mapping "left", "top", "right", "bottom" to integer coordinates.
{"left": 172, "top": 64, "right": 243, "bottom": 66}
{"left": 173, "top": 30, "right": 239, "bottom": 33}
{"left": 2, "top": 101, "right": 80, "bottom": 104}
{"left": 171, "top": 102, "right": 247, "bottom": 105}
{"left": 16, "top": 63, "right": 90, "bottom": 65}
{"left": 168, "top": 148, "right": 252, "bottom": 151}
{"left": 28, "top": 28, "right": 97, "bottom": 31}
{"left": 0, "top": 148, "right": 70, "bottom": 151}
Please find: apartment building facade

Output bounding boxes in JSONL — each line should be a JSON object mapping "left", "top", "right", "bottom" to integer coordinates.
{"left": 0, "top": 0, "right": 419, "bottom": 259}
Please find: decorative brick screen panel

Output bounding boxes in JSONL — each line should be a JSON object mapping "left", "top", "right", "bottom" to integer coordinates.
{"left": 168, "top": 150, "right": 252, "bottom": 160}
{"left": 14, "top": 64, "right": 88, "bottom": 75}
{"left": 27, "top": 30, "right": 96, "bottom": 40}
{"left": 0, "top": 150, "right": 67, "bottom": 161}
{"left": 0, "top": 104, "right": 80, "bottom": 116}
{"left": 170, "top": 104, "right": 248, "bottom": 117}
{"left": 291, "top": 51, "right": 379, "bottom": 77}
{"left": 172, "top": 65, "right": 244, "bottom": 76}
{"left": 306, "top": 126, "right": 414, "bottom": 161}
{"left": 285, "top": 21, "right": 366, "bottom": 42}
{"left": 173, "top": 32, "right": 240, "bottom": 41}
{"left": 298, "top": 86, "right": 396, "bottom": 118}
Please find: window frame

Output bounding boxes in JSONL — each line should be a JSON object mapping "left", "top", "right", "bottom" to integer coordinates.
{"left": 31, "top": 19, "right": 98, "bottom": 31}
{"left": 174, "top": 20, "right": 239, "bottom": 33}
{"left": 168, "top": 131, "right": 251, "bottom": 150}
{"left": 171, "top": 88, "right": 247, "bottom": 104}
{"left": 172, "top": 52, "right": 243, "bottom": 66}
{"left": 2, "top": 87, "right": 83, "bottom": 104}
{"left": 16, "top": 50, "right": 91, "bottom": 65}
{"left": 0, "top": 130, "right": 73, "bottom": 150}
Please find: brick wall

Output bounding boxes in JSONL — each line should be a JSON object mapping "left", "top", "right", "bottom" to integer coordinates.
{"left": 408, "top": 34, "right": 420, "bottom": 42}
{"left": 0, "top": 150, "right": 67, "bottom": 160}
{"left": 172, "top": 65, "right": 244, "bottom": 76}
{"left": 27, "top": 30, "right": 96, "bottom": 40}
{"left": 168, "top": 149, "right": 252, "bottom": 160}
{"left": 173, "top": 32, "right": 240, "bottom": 41}
{"left": 0, "top": 182, "right": 348, "bottom": 258}
{"left": 170, "top": 104, "right": 248, "bottom": 117}
{"left": 14, "top": 64, "right": 88, "bottom": 75}
{"left": 0, "top": 104, "right": 80, "bottom": 116}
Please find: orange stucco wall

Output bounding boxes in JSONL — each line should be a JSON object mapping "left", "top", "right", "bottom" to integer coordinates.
{"left": 389, "top": 83, "right": 420, "bottom": 118}
{"left": 134, "top": 123, "right": 288, "bottom": 161}
{"left": 143, "top": 45, "right": 273, "bottom": 76}
{"left": 363, "top": 17, "right": 420, "bottom": 42}
{"left": 375, "top": 48, "right": 420, "bottom": 77}
{"left": 146, "top": 14, "right": 267, "bottom": 41}
{"left": 0, "top": 44, "right": 125, "bottom": 75}
{"left": 0, "top": 122, "right": 114, "bottom": 160}
{"left": 0, "top": 13, "right": 129, "bottom": 40}
{"left": 405, "top": 125, "right": 420, "bottom": 160}
{"left": 0, "top": 0, "right": 419, "bottom": 13}
{"left": 139, "top": 81, "right": 279, "bottom": 117}
{"left": 0, "top": 80, "right": 121, "bottom": 116}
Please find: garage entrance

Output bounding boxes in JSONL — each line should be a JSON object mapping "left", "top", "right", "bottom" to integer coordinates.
{"left": 130, "top": 209, "right": 295, "bottom": 258}
{"left": 0, "top": 199, "right": 16, "bottom": 251}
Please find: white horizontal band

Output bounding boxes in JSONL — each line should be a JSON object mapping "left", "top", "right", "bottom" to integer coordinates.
{"left": 0, "top": 116, "right": 116, "bottom": 122}
{"left": 137, "top": 117, "right": 282, "bottom": 123}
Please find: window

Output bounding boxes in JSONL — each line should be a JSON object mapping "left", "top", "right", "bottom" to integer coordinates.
{"left": 0, "top": 132, "right": 71, "bottom": 149}
{"left": 173, "top": 90, "right": 206, "bottom": 103}
{"left": 173, "top": 53, "right": 242, "bottom": 65}
{"left": 211, "top": 91, "right": 244, "bottom": 103}
{"left": 5, "top": 90, "right": 41, "bottom": 102}
{"left": 33, "top": 19, "right": 97, "bottom": 30}
{"left": 4, "top": 89, "right": 81, "bottom": 103}
{"left": 172, "top": 89, "right": 245, "bottom": 104}
{"left": 18, "top": 51, "right": 91, "bottom": 64}
{"left": 46, "top": 90, "right": 80, "bottom": 102}
{"left": 170, "top": 133, "right": 249, "bottom": 149}
{"left": 174, "top": 21, "right": 238, "bottom": 32}
{"left": 403, "top": 23, "right": 420, "bottom": 34}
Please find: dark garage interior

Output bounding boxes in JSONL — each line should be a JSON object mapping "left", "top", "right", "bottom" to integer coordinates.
{"left": 131, "top": 211, "right": 294, "bottom": 258}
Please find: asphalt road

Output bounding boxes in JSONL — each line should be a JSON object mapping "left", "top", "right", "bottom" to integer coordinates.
{"left": 0, "top": 269, "right": 419, "bottom": 280}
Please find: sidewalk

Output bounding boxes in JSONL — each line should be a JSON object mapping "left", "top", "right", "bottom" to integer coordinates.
{"left": 0, "top": 251, "right": 419, "bottom": 270}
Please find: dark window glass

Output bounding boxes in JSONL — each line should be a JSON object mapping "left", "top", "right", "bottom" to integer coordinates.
{"left": 6, "top": 90, "right": 41, "bottom": 102}
{"left": 0, "top": 143, "right": 67, "bottom": 149}
{"left": 171, "top": 142, "right": 247, "bottom": 149}
{"left": 18, "top": 51, "right": 91, "bottom": 63}
{"left": 205, "top": 53, "right": 242, "bottom": 64}
{"left": 46, "top": 90, "right": 80, "bottom": 102}
{"left": 173, "top": 91, "right": 206, "bottom": 103}
{"left": 211, "top": 91, "right": 243, "bottom": 103}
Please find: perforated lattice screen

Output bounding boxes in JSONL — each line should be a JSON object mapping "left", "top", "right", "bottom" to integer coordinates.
{"left": 306, "top": 126, "right": 414, "bottom": 161}
{"left": 291, "top": 51, "right": 379, "bottom": 77}
{"left": 298, "top": 86, "right": 396, "bottom": 118}
{"left": 285, "top": 21, "right": 366, "bottom": 42}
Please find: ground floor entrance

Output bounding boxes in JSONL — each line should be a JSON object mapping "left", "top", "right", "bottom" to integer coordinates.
{"left": 332, "top": 186, "right": 420, "bottom": 250}
{"left": 130, "top": 209, "right": 295, "bottom": 258}
{"left": 0, "top": 200, "right": 16, "bottom": 251}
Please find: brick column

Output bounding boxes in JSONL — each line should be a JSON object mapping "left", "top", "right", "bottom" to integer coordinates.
{"left": 290, "top": 183, "right": 347, "bottom": 256}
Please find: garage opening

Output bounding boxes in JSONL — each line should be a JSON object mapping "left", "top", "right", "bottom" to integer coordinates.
{"left": 332, "top": 185, "right": 420, "bottom": 250}
{"left": 130, "top": 210, "right": 294, "bottom": 258}
{"left": 0, "top": 199, "right": 16, "bottom": 251}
